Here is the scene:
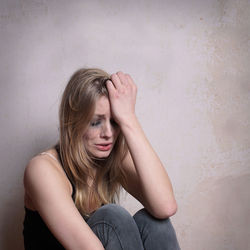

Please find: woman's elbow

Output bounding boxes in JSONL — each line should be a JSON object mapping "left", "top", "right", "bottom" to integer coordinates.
{"left": 152, "top": 201, "right": 178, "bottom": 219}
{"left": 166, "top": 201, "right": 178, "bottom": 217}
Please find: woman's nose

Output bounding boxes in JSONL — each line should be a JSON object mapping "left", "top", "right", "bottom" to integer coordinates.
{"left": 101, "top": 122, "right": 113, "bottom": 138}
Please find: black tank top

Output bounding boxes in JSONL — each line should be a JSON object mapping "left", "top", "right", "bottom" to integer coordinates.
{"left": 23, "top": 146, "right": 75, "bottom": 250}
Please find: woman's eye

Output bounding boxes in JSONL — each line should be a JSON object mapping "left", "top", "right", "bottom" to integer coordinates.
{"left": 110, "top": 119, "right": 118, "bottom": 127}
{"left": 90, "top": 120, "right": 101, "bottom": 127}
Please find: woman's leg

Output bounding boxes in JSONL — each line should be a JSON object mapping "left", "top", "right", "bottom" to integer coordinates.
{"left": 133, "top": 209, "right": 180, "bottom": 250}
{"left": 86, "top": 204, "right": 144, "bottom": 250}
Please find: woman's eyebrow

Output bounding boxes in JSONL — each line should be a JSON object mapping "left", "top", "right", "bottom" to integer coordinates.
{"left": 93, "top": 114, "right": 105, "bottom": 118}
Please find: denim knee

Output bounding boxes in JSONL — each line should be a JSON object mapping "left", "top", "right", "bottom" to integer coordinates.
{"left": 88, "top": 204, "right": 134, "bottom": 227}
{"left": 133, "top": 208, "right": 180, "bottom": 250}
{"left": 87, "top": 204, "right": 144, "bottom": 250}
{"left": 133, "top": 208, "right": 174, "bottom": 235}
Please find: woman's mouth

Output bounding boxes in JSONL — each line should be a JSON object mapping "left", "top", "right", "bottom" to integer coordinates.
{"left": 95, "top": 143, "right": 112, "bottom": 151}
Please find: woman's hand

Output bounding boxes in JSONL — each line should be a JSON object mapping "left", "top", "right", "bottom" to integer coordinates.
{"left": 106, "top": 71, "right": 137, "bottom": 126}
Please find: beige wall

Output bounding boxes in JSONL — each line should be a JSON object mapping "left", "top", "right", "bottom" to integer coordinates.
{"left": 0, "top": 0, "right": 249, "bottom": 249}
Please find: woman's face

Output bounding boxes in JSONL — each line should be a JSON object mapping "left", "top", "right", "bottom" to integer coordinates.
{"left": 83, "top": 96, "right": 120, "bottom": 158}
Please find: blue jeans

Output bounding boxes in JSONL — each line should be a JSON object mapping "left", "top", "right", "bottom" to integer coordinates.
{"left": 86, "top": 204, "right": 180, "bottom": 250}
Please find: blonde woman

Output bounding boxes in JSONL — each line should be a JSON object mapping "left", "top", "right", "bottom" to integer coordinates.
{"left": 23, "top": 68, "right": 180, "bottom": 250}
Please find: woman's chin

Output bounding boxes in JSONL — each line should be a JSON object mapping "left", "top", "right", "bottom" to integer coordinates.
{"left": 91, "top": 150, "right": 112, "bottom": 159}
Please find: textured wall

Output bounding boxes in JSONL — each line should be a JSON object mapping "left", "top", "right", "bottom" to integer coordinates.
{"left": 0, "top": 0, "right": 249, "bottom": 249}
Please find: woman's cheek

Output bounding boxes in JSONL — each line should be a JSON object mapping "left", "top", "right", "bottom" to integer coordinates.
{"left": 88, "top": 128, "right": 100, "bottom": 140}
{"left": 83, "top": 129, "right": 98, "bottom": 144}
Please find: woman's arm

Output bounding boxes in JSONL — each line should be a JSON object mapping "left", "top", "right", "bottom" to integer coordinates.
{"left": 24, "top": 156, "right": 104, "bottom": 250}
{"left": 107, "top": 72, "right": 177, "bottom": 219}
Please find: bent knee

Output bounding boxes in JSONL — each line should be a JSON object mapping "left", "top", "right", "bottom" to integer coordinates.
{"left": 134, "top": 208, "right": 177, "bottom": 236}
{"left": 99, "top": 204, "right": 131, "bottom": 217}
{"left": 91, "top": 204, "right": 133, "bottom": 225}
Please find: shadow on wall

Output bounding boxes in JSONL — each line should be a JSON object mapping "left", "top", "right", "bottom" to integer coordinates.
{"left": 2, "top": 193, "right": 25, "bottom": 250}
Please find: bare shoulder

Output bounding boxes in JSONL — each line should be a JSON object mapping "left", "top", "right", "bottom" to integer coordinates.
{"left": 24, "top": 151, "right": 71, "bottom": 201}
{"left": 24, "top": 153, "right": 59, "bottom": 183}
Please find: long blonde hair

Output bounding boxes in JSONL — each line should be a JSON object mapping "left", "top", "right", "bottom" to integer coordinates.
{"left": 59, "top": 68, "right": 128, "bottom": 216}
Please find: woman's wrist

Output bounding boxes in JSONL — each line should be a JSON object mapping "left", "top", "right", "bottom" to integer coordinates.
{"left": 118, "top": 113, "right": 139, "bottom": 132}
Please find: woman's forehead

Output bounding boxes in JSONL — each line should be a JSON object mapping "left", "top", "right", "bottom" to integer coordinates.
{"left": 94, "top": 96, "right": 111, "bottom": 116}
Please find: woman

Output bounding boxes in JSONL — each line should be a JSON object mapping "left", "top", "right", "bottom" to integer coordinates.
{"left": 23, "top": 68, "right": 180, "bottom": 249}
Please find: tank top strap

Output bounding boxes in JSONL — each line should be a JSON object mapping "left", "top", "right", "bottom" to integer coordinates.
{"left": 39, "top": 152, "right": 59, "bottom": 162}
{"left": 54, "top": 144, "right": 76, "bottom": 200}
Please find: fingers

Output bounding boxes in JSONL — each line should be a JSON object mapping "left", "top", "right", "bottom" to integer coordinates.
{"left": 106, "top": 80, "right": 116, "bottom": 96}
{"left": 110, "top": 73, "right": 123, "bottom": 89}
{"left": 125, "top": 73, "right": 134, "bottom": 86}
{"left": 107, "top": 71, "right": 137, "bottom": 99}
{"left": 110, "top": 71, "right": 134, "bottom": 88}
{"left": 125, "top": 73, "right": 137, "bottom": 92}
{"left": 117, "top": 71, "right": 128, "bottom": 86}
